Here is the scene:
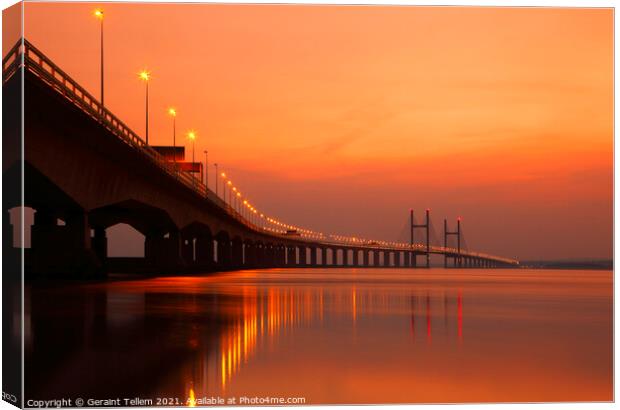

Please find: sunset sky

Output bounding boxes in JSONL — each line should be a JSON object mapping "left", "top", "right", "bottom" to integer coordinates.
{"left": 10, "top": 3, "right": 613, "bottom": 260}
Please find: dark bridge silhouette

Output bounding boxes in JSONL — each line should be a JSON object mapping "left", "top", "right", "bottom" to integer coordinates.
{"left": 3, "top": 39, "right": 518, "bottom": 278}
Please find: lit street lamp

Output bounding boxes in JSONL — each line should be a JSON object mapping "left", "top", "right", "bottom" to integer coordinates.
{"left": 139, "top": 70, "right": 151, "bottom": 144}
{"left": 187, "top": 130, "right": 197, "bottom": 185}
{"left": 215, "top": 164, "right": 219, "bottom": 197}
{"left": 168, "top": 108, "right": 177, "bottom": 166}
{"left": 93, "top": 9, "right": 104, "bottom": 109}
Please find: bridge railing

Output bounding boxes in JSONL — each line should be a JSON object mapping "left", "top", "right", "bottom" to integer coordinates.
{"left": 2, "top": 40, "right": 21, "bottom": 82}
{"left": 7, "top": 39, "right": 262, "bottom": 232}
{"left": 4, "top": 38, "right": 518, "bottom": 266}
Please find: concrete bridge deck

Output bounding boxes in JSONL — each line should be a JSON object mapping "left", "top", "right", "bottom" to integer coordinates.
{"left": 3, "top": 39, "right": 518, "bottom": 278}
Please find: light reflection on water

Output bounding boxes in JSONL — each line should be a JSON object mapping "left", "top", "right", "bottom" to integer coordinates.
{"left": 25, "top": 269, "right": 612, "bottom": 404}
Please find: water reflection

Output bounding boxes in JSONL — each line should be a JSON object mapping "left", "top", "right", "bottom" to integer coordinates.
{"left": 25, "top": 269, "right": 612, "bottom": 404}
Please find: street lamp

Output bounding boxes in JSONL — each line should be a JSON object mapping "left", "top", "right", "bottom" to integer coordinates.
{"left": 168, "top": 108, "right": 177, "bottom": 166}
{"left": 215, "top": 164, "right": 219, "bottom": 196}
{"left": 139, "top": 70, "right": 151, "bottom": 144}
{"left": 204, "top": 150, "right": 208, "bottom": 188}
{"left": 93, "top": 9, "right": 104, "bottom": 109}
{"left": 187, "top": 130, "right": 197, "bottom": 184}
{"left": 227, "top": 181, "right": 232, "bottom": 205}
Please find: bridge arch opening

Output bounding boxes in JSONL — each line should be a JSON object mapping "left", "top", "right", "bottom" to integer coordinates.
{"left": 106, "top": 223, "right": 145, "bottom": 257}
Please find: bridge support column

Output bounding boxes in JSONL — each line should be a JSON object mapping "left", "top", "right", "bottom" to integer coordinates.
{"left": 255, "top": 244, "right": 265, "bottom": 267}
{"left": 373, "top": 250, "right": 380, "bottom": 267}
{"left": 146, "top": 229, "right": 186, "bottom": 273}
{"left": 231, "top": 239, "right": 243, "bottom": 268}
{"left": 195, "top": 235, "right": 214, "bottom": 268}
{"left": 244, "top": 242, "right": 256, "bottom": 267}
{"left": 299, "top": 246, "right": 307, "bottom": 267}
{"left": 320, "top": 247, "right": 327, "bottom": 266}
{"left": 309, "top": 247, "right": 317, "bottom": 266}
{"left": 277, "top": 245, "right": 286, "bottom": 267}
{"left": 92, "top": 226, "right": 107, "bottom": 266}
{"left": 352, "top": 249, "right": 359, "bottom": 267}
{"left": 403, "top": 251, "right": 410, "bottom": 267}
{"left": 342, "top": 248, "right": 349, "bottom": 266}
{"left": 363, "top": 250, "right": 369, "bottom": 267}
{"left": 394, "top": 252, "right": 401, "bottom": 268}
{"left": 30, "top": 209, "right": 103, "bottom": 277}
{"left": 265, "top": 244, "right": 273, "bottom": 267}
{"left": 287, "top": 246, "right": 296, "bottom": 266}
{"left": 216, "top": 239, "right": 232, "bottom": 268}
{"left": 383, "top": 251, "right": 390, "bottom": 267}
{"left": 182, "top": 236, "right": 194, "bottom": 265}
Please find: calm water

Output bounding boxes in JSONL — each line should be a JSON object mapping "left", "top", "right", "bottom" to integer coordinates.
{"left": 25, "top": 269, "right": 612, "bottom": 404}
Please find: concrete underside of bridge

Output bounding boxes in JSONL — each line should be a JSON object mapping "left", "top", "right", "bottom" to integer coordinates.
{"left": 3, "top": 71, "right": 509, "bottom": 279}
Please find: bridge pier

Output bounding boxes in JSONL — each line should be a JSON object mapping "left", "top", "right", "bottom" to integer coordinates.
{"left": 278, "top": 244, "right": 286, "bottom": 267}
{"left": 231, "top": 239, "right": 243, "bottom": 268}
{"left": 309, "top": 247, "right": 317, "bottom": 266}
{"left": 352, "top": 249, "right": 359, "bottom": 267}
{"left": 92, "top": 226, "right": 107, "bottom": 267}
{"left": 342, "top": 248, "right": 349, "bottom": 266}
{"left": 394, "top": 252, "right": 401, "bottom": 268}
{"left": 299, "top": 246, "right": 307, "bottom": 267}
{"left": 286, "top": 246, "right": 296, "bottom": 266}
{"left": 31, "top": 209, "right": 103, "bottom": 277}
{"left": 263, "top": 244, "right": 274, "bottom": 267}
{"left": 363, "top": 250, "right": 369, "bottom": 267}
{"left": 182, "top": 236, "right": 193, "bottom": 265}
{"left": 145, "top": 229, "right": 186, "bottom": 273}
{"left": 216, "top": 238, "right": 232, "bottom": 268}
{"left": 195, "top": 235, "right": 214, "bottom": 268}
{"left": 243, "top": 242, "right": 255, "bottom": 267}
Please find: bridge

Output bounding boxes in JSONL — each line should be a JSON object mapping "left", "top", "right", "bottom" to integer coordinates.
{"left": 2, "top": 39, "right": 519, "bottom": 278}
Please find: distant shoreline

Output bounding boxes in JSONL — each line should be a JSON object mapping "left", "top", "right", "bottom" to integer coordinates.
{"left": 518, "top": 260, "right": 613, "bottom": 270}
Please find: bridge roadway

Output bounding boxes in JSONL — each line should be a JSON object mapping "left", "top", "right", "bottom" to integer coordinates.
{"left": 3, "top": 39, "right": 518, "bottom": 278}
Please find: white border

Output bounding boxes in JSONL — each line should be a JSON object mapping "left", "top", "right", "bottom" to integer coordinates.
{"left": 0, "top": 1, "right": 616, "bottom": 410}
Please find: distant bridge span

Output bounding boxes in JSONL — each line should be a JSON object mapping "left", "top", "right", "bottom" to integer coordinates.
{"left": 3, "top": 39, "right": 518, "bottom": 277}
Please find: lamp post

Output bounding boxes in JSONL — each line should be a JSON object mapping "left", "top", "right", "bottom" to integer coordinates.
{"left": 215, "top": 164, "right": 219, "bottom": 197}
{"left": 139, "top": 70, "right": 151, "bottom": 144}
{"left": 204, "top": 151, "right": 208, "bottom": 188}
{"left": 227, "top": 180, "right": 232, "bottom": 206}
{"left": 187, "top": 130, "right": 197, "bottom": 186}
{"left": 94, "top": 9, "right": 104, "bottom": 109}
{"left": 168, "top": 108, "right": 176, "bottom": 166}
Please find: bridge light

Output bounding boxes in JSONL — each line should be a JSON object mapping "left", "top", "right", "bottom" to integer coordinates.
{"left": 227, "top": 181, "right": 232, "bottom": 186}
{"left": 168, "top": 107, "right": 176, "bottom": 117}
{"left": 221, "top": 172, "right": 226, "bottom": 178}
{"left": 94, "top": 8, "right": 104, "bottom": 19}
{"left": 187, "top": 130, "right": 196, "bottom": 141}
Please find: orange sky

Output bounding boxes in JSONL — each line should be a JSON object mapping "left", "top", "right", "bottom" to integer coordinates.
{"left": 14, "top": 3, "right": 613, "bottom": 260}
